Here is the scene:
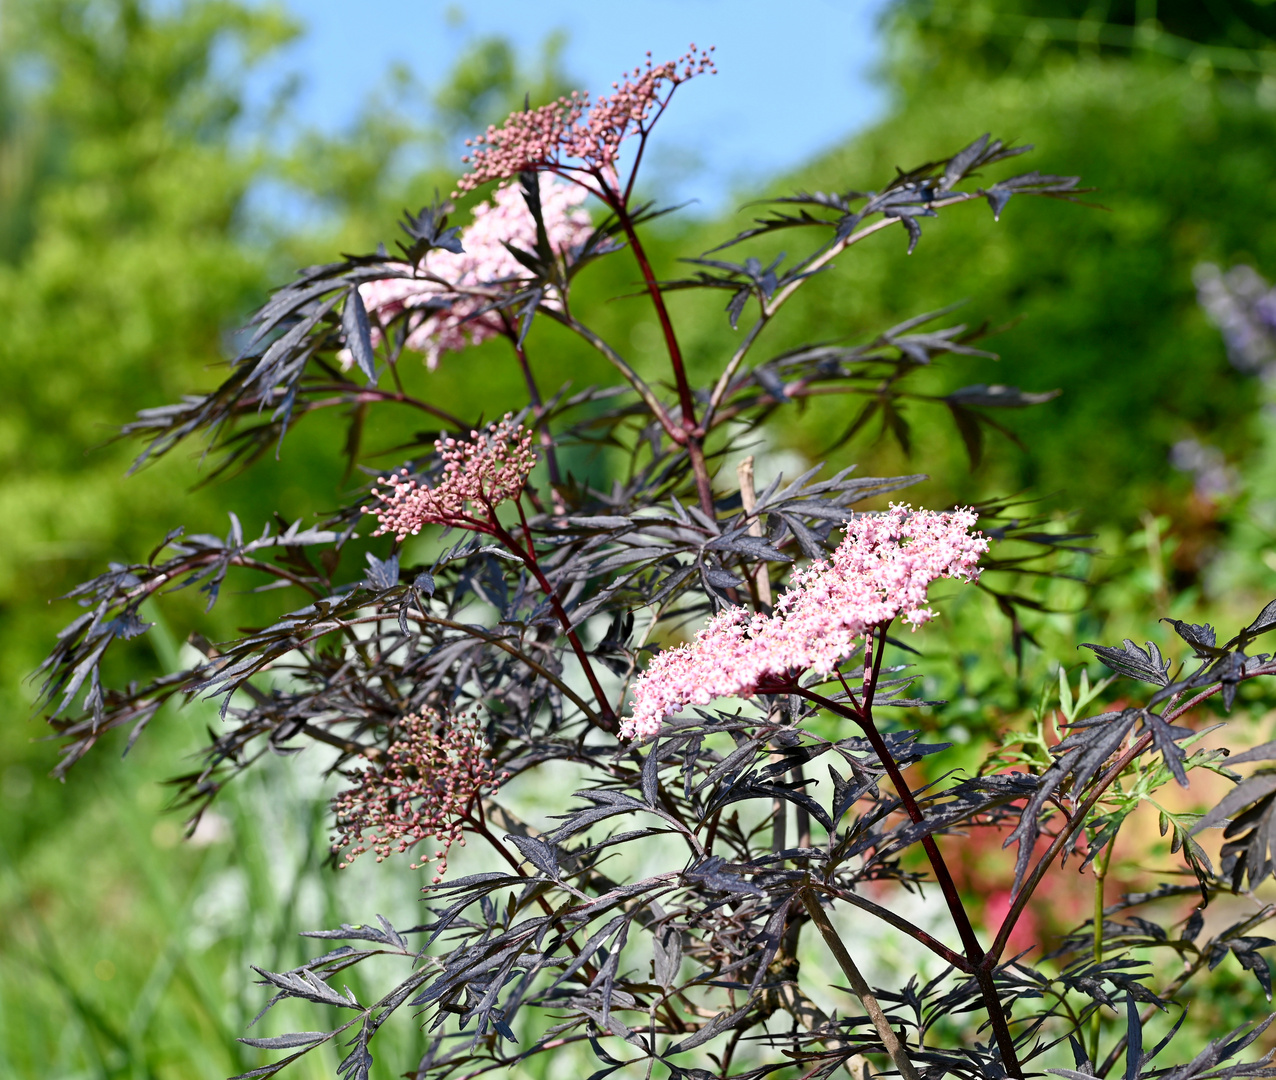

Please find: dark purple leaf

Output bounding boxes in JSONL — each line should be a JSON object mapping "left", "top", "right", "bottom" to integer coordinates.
{"left": 341, "top": 287, "right": 376, "bottom": 383}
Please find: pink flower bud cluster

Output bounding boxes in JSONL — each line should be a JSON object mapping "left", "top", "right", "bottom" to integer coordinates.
{"left": 621, "top": 505, "right": 989, "bottom": 739}
{"left": 364, "top": 414, "right": 537, "bottom": 540}
{"left": 455, "top": 47, "right": 716, "bottom": 194}
{"left": 330, "top": 708, "right": 503, "bottom": 883}
{"left": 343, "top": 176, "right": 591, "bottom": 370}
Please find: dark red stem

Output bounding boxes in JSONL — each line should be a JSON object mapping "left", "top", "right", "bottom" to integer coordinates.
{"left": 794, "top": 624, "right": 1023, "bottom": 1077}
{"left": 489, "top": 504, "right": 617, "bottom": 730}
{"left": 794, "top": 684, "right": 987, "bottom": 962}
{"left": 609, "top": 198, "right": 715, "bottom": 519}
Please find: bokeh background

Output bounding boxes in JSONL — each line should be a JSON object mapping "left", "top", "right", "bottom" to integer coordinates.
{"left": 7, "top": 0, "right": 1276, "bottom": 1075}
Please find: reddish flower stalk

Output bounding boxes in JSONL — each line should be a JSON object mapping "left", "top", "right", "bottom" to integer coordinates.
{"left": 610, "top": 204, "right": 713, "bottom": 515}
{"left": 797, "top": 633, "right": 1023, "bottom": 1078}
{"left": 330, "top": 709, "right": 503, "bottom": 883}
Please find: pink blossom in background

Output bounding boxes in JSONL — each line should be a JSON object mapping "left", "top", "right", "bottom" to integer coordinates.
{"left": 343, "top": 176, "right": 591, "bottom": 370}
{"left": 456, "top": 47, "right": 716, "bottom": 194}
{"left": 330, "top": 709, "right": 502, "bottom": 883}
{"left": 983, "top": 890, "right": 1040, "bottom": 958}
{"left": 365, "top": 413, "right": 537, "bottom": 540}
{"left": 622, "top": 504, "right": 989, "bottom": 739}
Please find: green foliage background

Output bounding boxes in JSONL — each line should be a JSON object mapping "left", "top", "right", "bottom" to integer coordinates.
{"left": 5, "top": 0, "right": 1276, "bottom": 1075}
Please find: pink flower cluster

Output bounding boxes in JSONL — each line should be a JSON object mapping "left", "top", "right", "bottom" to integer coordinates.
{"left": 455, "top": 47, "right": 716, "bottom": 194}
{"left": 345, "top": 176, "right": 591, "bottom": 370}
{"left": 365, "top": 414, "right": 537, "bottom": 540}
{"left": 621, "top": 505, "right": 989, "bottom": 739}
{"left": 331, "top": 709, "right": 503, "bottom": 883}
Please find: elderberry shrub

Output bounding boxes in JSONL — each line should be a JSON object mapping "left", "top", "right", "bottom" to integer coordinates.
{"left": 37, "top": 46, "right": 1276, "bottom": 1080}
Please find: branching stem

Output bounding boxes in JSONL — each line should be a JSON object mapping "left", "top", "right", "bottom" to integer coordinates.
{"left": 541, "top": 307, "right": 680, "bottom": 438}
{"left": 993, "top": 663, "right": 1276, "bottom": 963}
{"left": 491, "top": 504, "right": 617, "bottom": 729}
{"left": 609, "top": 198, "right": 715, "bottom": 518}
{"left": 703, "top": 190, "right": 993, "bottom": 427}
{"left": 793, "top": 622, "right": 1023, "bottom": 1077}
{"left": 801, "top": 888, "right": 923, "bottom": 1080}
{"left": 816, "top": 881, "right": 970, "bottom": 971}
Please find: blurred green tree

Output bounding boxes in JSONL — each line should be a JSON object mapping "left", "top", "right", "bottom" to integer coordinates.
{"left": 662, "top": 0, "right": 1276, "bottom": 549}
{"left": 0, "top": 0, "right": 299, "bottom": 834}
{"left": 0, "top": 6, "right": 578, "bottom": 1074}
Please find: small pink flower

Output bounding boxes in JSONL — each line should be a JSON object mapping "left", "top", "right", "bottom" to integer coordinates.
{"left": 343, "top": 176, "right": 592, "bottom": 370}
{"left": 455, "top": 48, "right": 716, "bottom": 194}
{"left": 364, "top": 413, "right": 537, "bottom": 540}
{"left": 622, "top": 505, "right": 989, "bottom": 739}
{"left": 330, "top": 709, "right": 502, "bottom": 882}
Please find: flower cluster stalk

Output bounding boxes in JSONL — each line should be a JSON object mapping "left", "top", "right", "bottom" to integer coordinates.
{"left": 492, "top": 504, "right": 618, "bottom": 729}
{"left": 610, "top": 201, "right": 716, "bottom": 518}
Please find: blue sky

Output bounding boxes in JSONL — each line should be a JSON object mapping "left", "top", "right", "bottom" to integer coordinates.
{"left": 245, "top": 0, "right": 892, "bottom": 209}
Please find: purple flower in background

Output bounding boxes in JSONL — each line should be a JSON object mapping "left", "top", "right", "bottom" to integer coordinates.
{"left": 1194, "top": 262, "right": 1276, "bottom": 375}
{"left": 1169, "top": 437, "right": 1238, "bottom": 501}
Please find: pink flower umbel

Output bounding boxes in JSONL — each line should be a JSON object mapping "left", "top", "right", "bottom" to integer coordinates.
{"left": 455, "top": 48, "right": 716, "bottom": 194}
{"left": 331, "top": 709, "right": 502, "bottom": 883}
{"left": 622, "top": 505, "right": 989, "bottom": 739}
{"left": 347, "top": 176, "right": 592, "bottom": 369}
{"left": 365, "top": 414, "right": 537, "bottom": 541}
